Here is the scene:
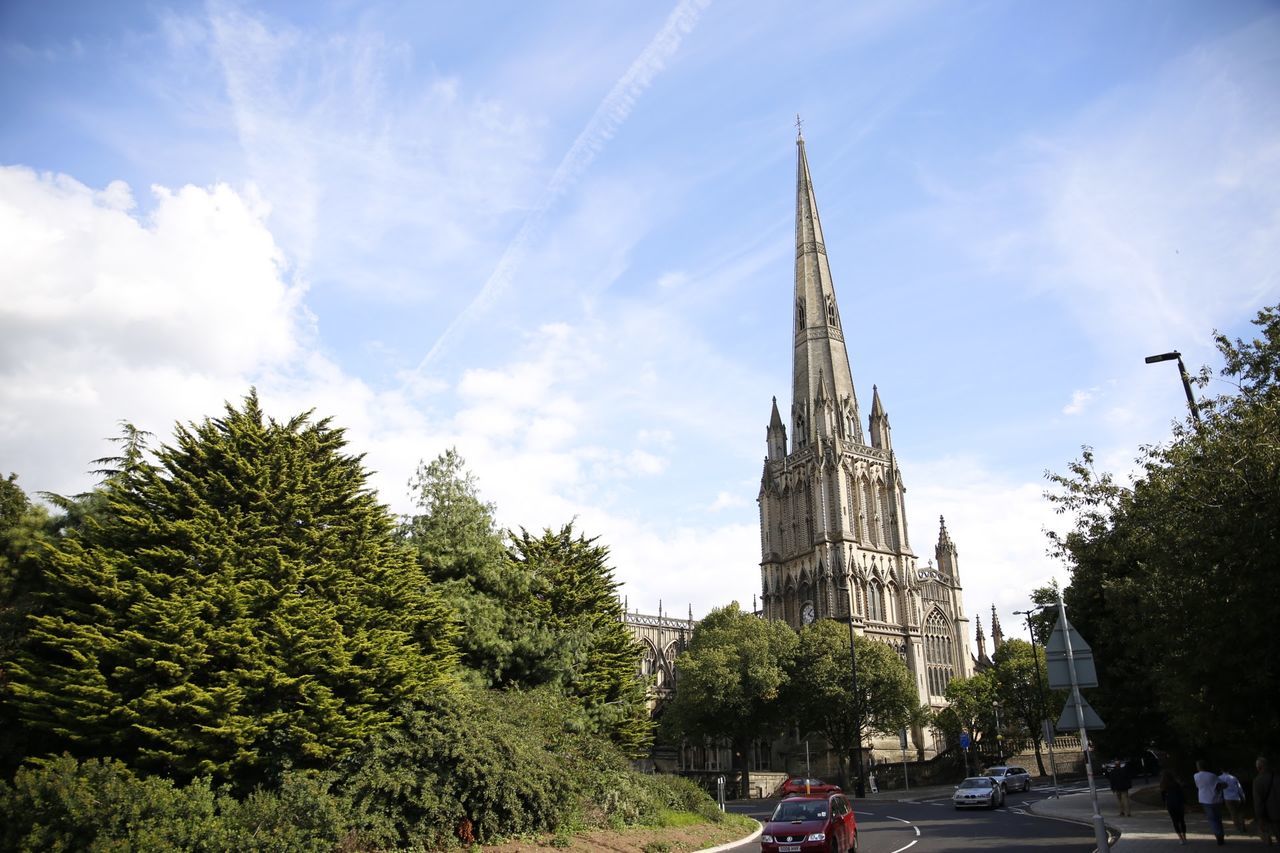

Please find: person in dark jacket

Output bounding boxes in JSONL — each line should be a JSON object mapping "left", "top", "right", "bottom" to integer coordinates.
{"left": 1161, "top": 769, "right": 1188, "bottom": 845}
{"left": 1256, "top": 757, "right": 1280, "bottom": 845}
{"left": 1110, "top": 760, "right": 1134, "bottom": 817}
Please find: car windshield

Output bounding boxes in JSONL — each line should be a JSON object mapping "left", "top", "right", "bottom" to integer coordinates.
{"left": 959, "top": 778, "right": 991, "bottom": 789}
{"left": 773, "top": 801, "right": 828, "bottom": 821}
{"left": 983, "top": 768, "right": 1007, "bottom": 777}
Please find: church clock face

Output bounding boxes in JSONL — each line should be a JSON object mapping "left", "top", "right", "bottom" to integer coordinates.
{"left": 801, "top": 602, "right": 816, "bottom": 625}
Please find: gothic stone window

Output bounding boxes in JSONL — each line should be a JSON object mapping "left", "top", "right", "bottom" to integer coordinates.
{"left": 867, "top": 580, "right": 884, "bottom": 621}
{"left": 924, "top": 609, "right": 955, "bottom": 697}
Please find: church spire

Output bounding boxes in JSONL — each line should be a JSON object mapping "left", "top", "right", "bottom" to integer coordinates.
{"left": 792, "top": 132, "right": 862, "bottom": 447}
{"left": 870, "top": 384, "right": 891, "bottom": 450}
{"left": 975, "top": 615, "right": 991, "bottom": 666}
{"left": 990, "top": 605, "right": 1004, "bottom": 649}
{"left": 767, "top": 396, "right": 787, "bottom": 461}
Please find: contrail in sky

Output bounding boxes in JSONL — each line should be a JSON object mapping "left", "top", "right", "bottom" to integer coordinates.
{"left": 411, "top": 0, "right": 712, "bottom": 378}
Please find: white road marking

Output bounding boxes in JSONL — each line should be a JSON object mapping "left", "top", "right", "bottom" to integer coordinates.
{"left": 888, "top": 842, "right": 918, "bottom": 853}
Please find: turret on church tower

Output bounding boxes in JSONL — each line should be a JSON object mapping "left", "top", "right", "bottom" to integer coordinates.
{"left": 758, "top": 128, "right": 974, "bottom": 714}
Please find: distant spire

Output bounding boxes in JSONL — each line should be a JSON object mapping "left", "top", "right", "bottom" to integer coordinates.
{"left": 870, "top": 385, "right": 891, "bottom": 450}
{"left": 991, "top": 605, "right": 1004, "bottom": 649}
{"left": 938, "top": 515, "right": 955, "bottom": 552}
{"left": 975, "top": 615, "right": 990, "bottom": 665}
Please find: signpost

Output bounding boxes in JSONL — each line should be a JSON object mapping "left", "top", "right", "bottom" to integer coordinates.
{"left": 900, "top": 728, "right": 910, "bottom": 792}
{"left": 959, "top": 731, "right": 972, "bottom": 776}
{"left": 1046, "top": 599, "right": 1109, "bottom": 852}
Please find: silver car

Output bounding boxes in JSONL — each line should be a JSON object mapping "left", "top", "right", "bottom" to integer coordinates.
{"left": 983, "top": 765, "right": 1033, "bottom": 793}
{"left": 953, "top": 776, "right": 1005, "bottom": 809}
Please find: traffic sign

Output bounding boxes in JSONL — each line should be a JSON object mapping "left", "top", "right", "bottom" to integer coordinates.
{"left": 1045, "top": 613, "right": 1099, "bottom": 689}
{"left": 1057, "top": 695, "right": 1106, "bottom": 731}
{"left": 959, "top": 732, "right": 971, "bottom": 749}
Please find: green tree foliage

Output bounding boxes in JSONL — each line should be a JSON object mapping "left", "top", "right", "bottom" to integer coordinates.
{"left": 5, "top": 392, "right": 458, "bottom": 789}
{"left": 991, "top": 638, "right": 1062, "bottom": 775}
{"left": 790, "top": 620, "right": 915, "bottom": 786}
{"left": 508, "top": 524, "right": 653, "bottom": 756}
{"left": 0, "top": 473, "right": 54, "bottom": 775}
{"left": 1046, "top": 304, "right": 1280, "bottom": 765}
{"left": 401, "top": 449, "right": 560, "bottom": 689}
{"left": 0, "top": 754, "right": 350, "bottom": 852}
{"left": 660, "top": 602, "right": 798, "bottom": 796}
{"left": 936, "top": 670, "right": 997, "bottom": 771}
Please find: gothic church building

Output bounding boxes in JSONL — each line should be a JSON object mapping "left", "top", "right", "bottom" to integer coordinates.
{"left": 758, "top": 131, "right": 974, "bottom": 725}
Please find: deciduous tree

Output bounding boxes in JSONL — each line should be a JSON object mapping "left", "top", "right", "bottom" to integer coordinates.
{"left": 661, "top": 603, "right": 797, "bottom": 797}
{"left": 1046, "top": 304, "right": 1280, "bottom": 765}
{"left": 789, "top": 620, "right": 916, "bottom": 788}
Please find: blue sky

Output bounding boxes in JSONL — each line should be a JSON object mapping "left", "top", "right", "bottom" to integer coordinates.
{"left": 3, "top": 0, "right": 1278, "bottom": 645}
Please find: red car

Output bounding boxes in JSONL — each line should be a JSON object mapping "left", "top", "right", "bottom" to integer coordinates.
{"left": 779, "top": 776, "right": 842, "bottom": 797}
{"left": 761, "top": 793, "right": 859, "bottom": 852}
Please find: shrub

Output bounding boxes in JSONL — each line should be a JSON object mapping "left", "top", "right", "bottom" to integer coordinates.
{"left": 0, "top": 754, "right": 220, "bottom": 851}
{"left": 0, "top": 754, "right": 354, "bottom": 852}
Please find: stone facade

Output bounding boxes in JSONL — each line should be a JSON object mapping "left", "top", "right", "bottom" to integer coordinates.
{"left": 758, "top": 133, "right": 974, "bottom": 743}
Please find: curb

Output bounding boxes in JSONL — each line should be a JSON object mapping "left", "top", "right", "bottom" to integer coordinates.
{"left": 1026, "top": 798, "right": 1121, "bottom": 851}
{"left": 698, "top": 818, "right": 762, "bottom": 852}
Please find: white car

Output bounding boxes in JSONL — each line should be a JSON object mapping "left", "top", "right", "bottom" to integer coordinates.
{"left": 953, "top": 776, "right": 1005, "bottom": 809}
{"left": 983, "top": 765, "right": 1033, "bottom": 793}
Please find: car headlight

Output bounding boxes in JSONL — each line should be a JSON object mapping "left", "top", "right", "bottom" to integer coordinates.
{"left": 806, "top": 832, "right": 827, "bottom": 841}
{"left": 761, "top": 835, "right": 774, "bottom": 843}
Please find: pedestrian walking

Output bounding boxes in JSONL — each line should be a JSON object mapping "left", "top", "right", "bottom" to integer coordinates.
{"left": 1110, "top": 759, "right": 1134, "bottom": 817}
{"left": 1256, "top": 757, "right": 1280, "bottom": 846}
{"left": 1161, "top": 769, "right": 1189, "bottom": 845}
{"left": 1195, "top": 759, "right": 1227, "bottom": 846}
{"left": 1221, "top": 768, "right": 1246, "bottom": 833}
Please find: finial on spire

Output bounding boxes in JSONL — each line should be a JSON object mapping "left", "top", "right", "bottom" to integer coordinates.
{"left": 795, "top": 113, "right": 804, "bottom": 139}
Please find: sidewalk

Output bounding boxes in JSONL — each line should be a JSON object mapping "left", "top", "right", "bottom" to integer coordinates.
{"left": 1027, "top": 784, "right": 1267, "bottom": 851}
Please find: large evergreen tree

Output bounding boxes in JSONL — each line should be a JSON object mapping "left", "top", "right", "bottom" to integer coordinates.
{"left": 5, "top": 393, "right": 457, "bottom": 788}
{"left": 508, "top": 524, "right": 652, "bottom": 757}
{"left": 400, "top": 450, "right": 560, "bottom": 689}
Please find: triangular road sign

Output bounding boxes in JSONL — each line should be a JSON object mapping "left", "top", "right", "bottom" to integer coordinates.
{"left": 1057, "top": 695, "right": 1106, "bottom": 731}
{"left": 1045, "top": 613, "right": 1099, "bottom": 689}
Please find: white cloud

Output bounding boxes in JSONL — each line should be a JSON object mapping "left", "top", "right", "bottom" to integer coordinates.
{"left": 0, "top": 168, "right": 314, "bottom": 494}
{"left": 1062, "top": 388, "right": 1093, "bottom": 416}
{"left": 708, "top": 491, "right": 746, "bottom": 512}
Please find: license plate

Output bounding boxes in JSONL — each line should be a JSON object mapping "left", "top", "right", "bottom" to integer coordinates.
{"left": 780, "top": 847, "right": 802, "bottom": 853}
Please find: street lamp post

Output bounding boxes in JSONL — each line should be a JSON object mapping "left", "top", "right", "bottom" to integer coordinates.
{"left": 844, "top": 576, "right": 866, "bottom": 797}
{"left": 992, "top": 701, "right": 1003, "bottom": 764}
{"left": 1144, "top": 350, "right": 1202, "bottom": 424}
{"left": 1014, "top": 606, "right": 1060, "bottom": 798}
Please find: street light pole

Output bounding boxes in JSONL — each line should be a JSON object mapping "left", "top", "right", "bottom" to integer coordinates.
{"left": 992, "top": 701, "right": 1003, "bottom": 764}
{"left": 844, "top": 576, "right": 865, "bottom": 798}
{"left": 1058, "top": 595, "right": 1110, "bottom": 852}
{"left": 1144, "top": 351, "right": 1202, "bottom": 424}
{"left": 1014, "top": 606, "right": 1060, "bottom": 798}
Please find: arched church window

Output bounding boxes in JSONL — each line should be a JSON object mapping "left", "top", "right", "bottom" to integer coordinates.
{"left": 868, "top": 581, "right": 883, "bottom": 621}
{"left": 825, "top": 293, "right": 837, "bottom": 327}
{"left": 797, "top": 298, "right": 805, "bottom": 329}
{"left": 923, "top": 609, "right": 954, "bottom": 698}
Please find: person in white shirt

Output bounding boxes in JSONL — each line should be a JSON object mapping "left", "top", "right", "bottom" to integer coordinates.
{"left": 1194, "top": 760, "right": 1227, "bottom": 846}
{"left": 1220, "top": 769, "right": 1246, "bottom": 833}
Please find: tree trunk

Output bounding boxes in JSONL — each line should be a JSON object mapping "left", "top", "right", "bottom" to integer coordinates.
{"left": 1033, "top": 737, "right": 1047, "bottom": 776}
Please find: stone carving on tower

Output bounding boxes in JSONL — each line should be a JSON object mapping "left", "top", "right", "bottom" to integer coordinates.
{"left": 758, "top": 130, "right": 974, "bottom": 714}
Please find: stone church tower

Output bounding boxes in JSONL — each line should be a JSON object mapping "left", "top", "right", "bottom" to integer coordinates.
{"left": 758, "top": 131, "right": 973, "bottom": 715}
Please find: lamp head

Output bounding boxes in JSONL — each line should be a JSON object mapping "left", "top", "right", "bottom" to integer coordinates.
{"left": 1144, "top": 351, "right": 1180, "bottom": 364}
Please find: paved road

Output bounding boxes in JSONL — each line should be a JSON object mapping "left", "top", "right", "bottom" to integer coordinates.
{"left": 725, "top": 787, "right": 1096, "bottom": 853}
